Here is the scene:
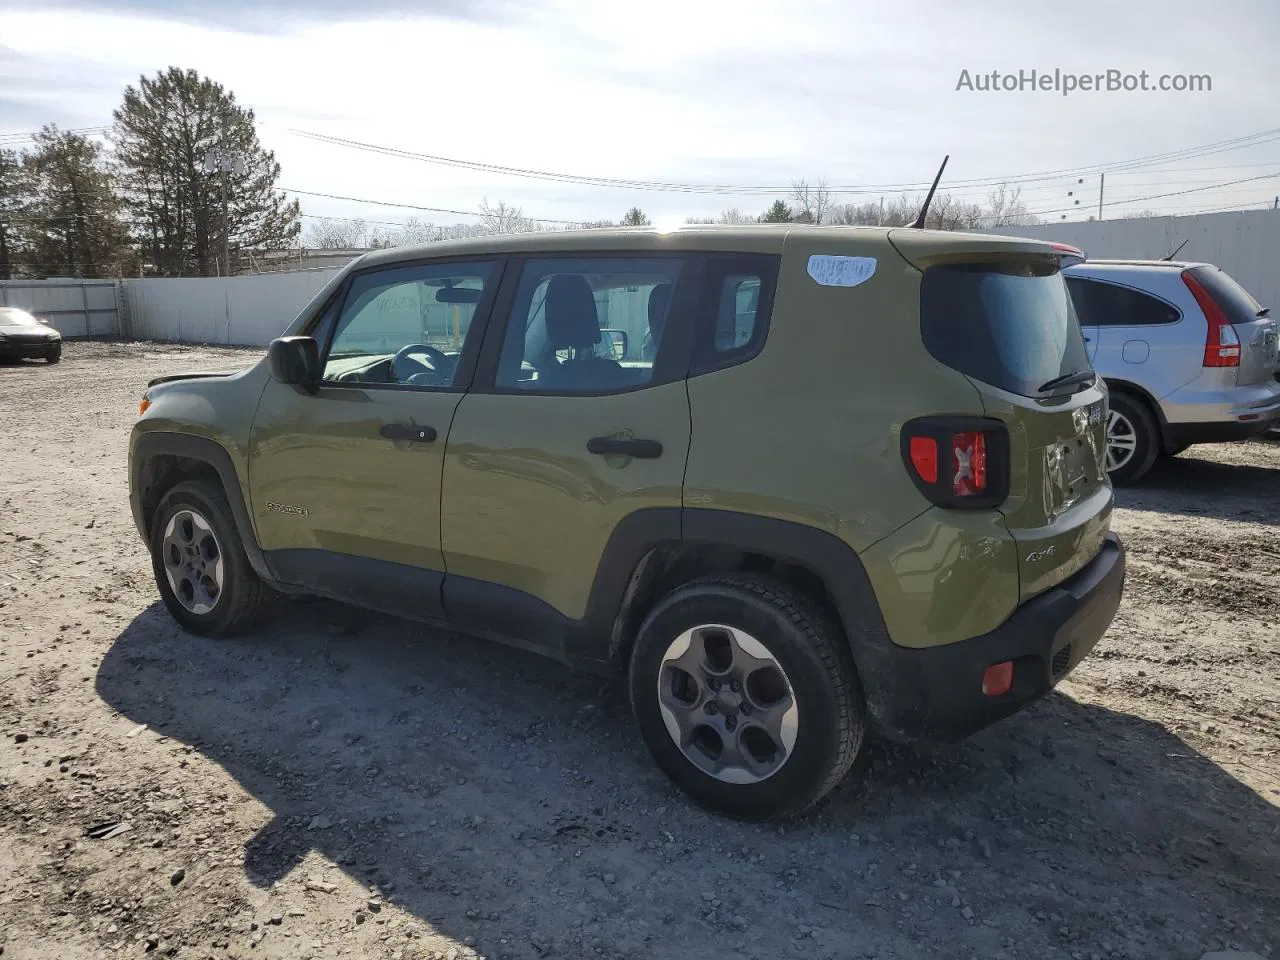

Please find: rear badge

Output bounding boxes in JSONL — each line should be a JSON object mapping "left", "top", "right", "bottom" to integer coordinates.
{"left": 1073, "top": 403, "right": 1103, "bottom": 434}
{"left": 1026, "top": 545, "right": 1057, "bottom": 563}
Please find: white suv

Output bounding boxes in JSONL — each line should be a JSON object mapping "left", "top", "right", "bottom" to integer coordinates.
{"left": 1064, "top": 259, "right": 1280, "bottom": 484}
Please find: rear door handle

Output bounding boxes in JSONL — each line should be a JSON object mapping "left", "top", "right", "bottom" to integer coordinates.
{"left": 379, "top": 422, "right": 437, "bottom": 443}
{"left": 587, "top": 436, "right": 663, "bottom": 459}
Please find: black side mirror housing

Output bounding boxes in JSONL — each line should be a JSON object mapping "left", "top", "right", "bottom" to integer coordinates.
{"left": 267, "top": 336, "right": 320, "bottom": 391}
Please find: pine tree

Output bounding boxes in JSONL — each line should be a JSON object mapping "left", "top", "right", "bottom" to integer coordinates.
{"left": 760, "top": 200, "right": 793, "bottom": 223}
{"left": 22, "top": 127, "right": 129, "bottom": 278}
{"left": 112, "top": 67, "right": 300, "bottom": 276}
{"left": 0, "top": 148, "right": 27, "bottom": 279}
{"left": 621, "top": 206, "right": 650, "bottom": 227}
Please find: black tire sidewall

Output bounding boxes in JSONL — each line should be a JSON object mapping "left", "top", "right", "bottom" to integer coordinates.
{"left": 1106, "top": 392, "right": 1158, "bottom": 485}
{"left": 46, "top": 346, "right": 61, "bottom": 363}
{"left": 150, "top": 482, "right": 256, "bottom": 636}
{"left": 629, "top": 581, "right": 858, "bottom": 819}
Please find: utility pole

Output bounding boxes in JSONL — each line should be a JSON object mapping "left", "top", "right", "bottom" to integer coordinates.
{"left": 221, "top": 114, "right": 230, "bottom": 276}
{"left": 202, "top": 117, "right": 242, "bottom": 277}
{"left": 1097, "top": 172, "right": 1105, "bottom": 221}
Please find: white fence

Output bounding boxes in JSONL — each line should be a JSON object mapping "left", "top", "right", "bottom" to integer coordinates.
{"left": 986, "top": 208, "right": 1280, "bottom": 311}
{"left": 0, "top": 279, "right": 121, "bottom": 337}
{"left": 11, "top": 209, "right": 1280, "bottom": 347}
{"left": 123, "top": 268, "right": 342, "bottom": 346}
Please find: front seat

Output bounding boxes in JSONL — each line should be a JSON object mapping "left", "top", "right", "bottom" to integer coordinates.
{"left": 535, "top": 275, "right": 625, "bottom": 390}
{"left": 644, "top": 282, "right": 672, "bottom": 361}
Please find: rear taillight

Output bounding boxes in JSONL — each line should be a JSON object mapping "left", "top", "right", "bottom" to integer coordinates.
{"left": 902, "top": 417, "right": 1009, "bottom": 508}
{"left": 908, "top": 436, "right": 939, "bottom": 484}
{"left": 952, "top": 430, "right": 987, "bottom": 496}
{"left": 1182, "top": 270, "right": 1241, "bottom": 368}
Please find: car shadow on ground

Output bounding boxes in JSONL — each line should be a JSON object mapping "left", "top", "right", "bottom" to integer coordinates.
{"left": 1116, "top": 443, "right": 1279, "bottom": 525}
{"left": 96, "top": 601, "right": 1280, "bottom": 959}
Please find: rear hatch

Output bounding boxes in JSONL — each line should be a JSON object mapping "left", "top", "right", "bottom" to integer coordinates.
{"left": 1182, "top": 265, "right": 1277, "bottom": 385}
{"left": 893, "top": 231, "right": 1112, "bottom": 600}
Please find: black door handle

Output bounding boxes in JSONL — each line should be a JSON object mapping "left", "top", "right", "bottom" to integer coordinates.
{"left": 587, "top": 436, "right": 663, "bottom": 459}
{"left": 379, "top": 422, "right": 437, "bottom": 443}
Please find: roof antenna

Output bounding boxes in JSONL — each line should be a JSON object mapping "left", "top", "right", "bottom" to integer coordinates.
{"left": 910, "top": 154, "right": 950, "bottom": 229}
{"left": 1162, "top": 238, "right": 1189, "bottom": 261}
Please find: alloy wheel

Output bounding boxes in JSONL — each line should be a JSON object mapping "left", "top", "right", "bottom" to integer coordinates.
{"left": 656, "top": 624, "right": 799, "bottom": 785}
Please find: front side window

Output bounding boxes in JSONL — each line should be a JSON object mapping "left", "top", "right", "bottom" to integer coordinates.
{"left": 495, "top": 257, "right": 684, "bottom": 393}
{"left": 323, "top": 261, "right": 496, "bottom": 387}
{"left": 1066, "top": 277, "right": 1181, "bottom": 327}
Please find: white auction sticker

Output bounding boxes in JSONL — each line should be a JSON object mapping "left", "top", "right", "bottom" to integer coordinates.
{"left": 807, "top": 255, "right": 877, "bottom": 288}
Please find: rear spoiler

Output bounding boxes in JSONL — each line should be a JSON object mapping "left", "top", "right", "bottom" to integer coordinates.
{"left": 887, "top": 230, "right": 1086, "bottom": 271}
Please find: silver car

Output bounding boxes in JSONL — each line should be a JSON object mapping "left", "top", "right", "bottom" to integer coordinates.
{"left": 1063, "top": 259, "right": 1280, "bottom": 484}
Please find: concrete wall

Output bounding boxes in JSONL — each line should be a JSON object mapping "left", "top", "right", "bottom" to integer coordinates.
{"left": 123, "top": 268, "right": 342, "bottom": 346}
{"left": 0, "top": 280, "right": 121, "bottom": 338}
{"left": 985, "top": 209, "right": 1280, "bottom": 311}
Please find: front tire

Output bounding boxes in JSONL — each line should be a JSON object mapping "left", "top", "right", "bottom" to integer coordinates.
{"left": 46, "top": 344, "right": 61, "bottom": 363}
{"left": 1105, "top": 393, "right": 1159, "bottom": 485}
{"left": 150, "top": 480, "right": 269, "bottom": 636}
{"left": 629, "top": 574, "right": 864, "bottom": 820}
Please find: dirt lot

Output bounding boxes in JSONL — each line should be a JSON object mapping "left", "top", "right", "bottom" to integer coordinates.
{"left": 1, "top": 341, "right": 1277, "bottom": 960}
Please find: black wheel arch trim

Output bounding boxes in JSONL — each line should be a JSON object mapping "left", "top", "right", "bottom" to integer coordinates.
{"left": 579, "top": 507, "right": 903, "bottom": 730}
{"left": 130, "top": 431, "right": 275, "bottom": 585}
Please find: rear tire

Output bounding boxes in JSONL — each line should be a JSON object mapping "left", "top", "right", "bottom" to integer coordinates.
{"left": 150, "top": 480, "right": 269, "bottom": 636}
{"left": 628, "top": 574, "right": 864, "bottom": 820}
{"left": 1105, "top": 393, "right": 1158, "bottom": 485}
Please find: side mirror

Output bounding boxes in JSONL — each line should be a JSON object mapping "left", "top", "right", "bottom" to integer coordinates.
{"left": 267, "top": 336, "right": 320, "bottom": 391}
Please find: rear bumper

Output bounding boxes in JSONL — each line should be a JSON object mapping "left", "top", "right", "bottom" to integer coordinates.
{"left": 866, "top": 533, "right": 1125, "bottom": 742}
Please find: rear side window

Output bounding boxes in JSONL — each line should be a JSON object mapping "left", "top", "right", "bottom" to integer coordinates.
{"left": 693, "top": 254, "right": 778, "bottom": 373}
{"left": 1185, "top": 266, "right": 1265, "bottom": 325}
{"left": 921, "top": 261, "right": 1090, "bottom": 397}
{"left": 1066, "top": 276, "right": 1180, "bottom": 327}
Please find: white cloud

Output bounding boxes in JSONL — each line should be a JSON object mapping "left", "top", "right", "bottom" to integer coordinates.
{"left": 1, "top": 0, "right": 1278, "bottom": 226}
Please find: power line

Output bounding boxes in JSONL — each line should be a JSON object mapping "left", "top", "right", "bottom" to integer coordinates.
{"left": 287, "top": 126, "right": 1280, "bottom": 196}
{"left": 282, "top": 187, "right": 580, "bottom": 225}
{"left": 0, "top": 126, "right": 109, "bottom": 145}
{"left": 1019, "top": 170, "right": 1280, "bottom": 218}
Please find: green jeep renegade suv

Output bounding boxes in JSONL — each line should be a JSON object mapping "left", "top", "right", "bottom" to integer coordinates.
{"left": 129, "top": 225, "right": 1125, "bottom": 819}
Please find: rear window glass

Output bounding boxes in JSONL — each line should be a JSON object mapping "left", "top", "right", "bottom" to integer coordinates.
{"left": 1187, "top": 266, "right": 1265, "bottom": 326}
{"left": 921, "top": 261, "right": 1091, "bottom": 397}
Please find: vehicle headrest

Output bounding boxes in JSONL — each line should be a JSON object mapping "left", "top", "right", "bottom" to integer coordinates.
{"left": 647, "top": 283, "right": 673, "bottom": 340}
{"left": 544, "top": 274, "right": 600, "bottom": 349}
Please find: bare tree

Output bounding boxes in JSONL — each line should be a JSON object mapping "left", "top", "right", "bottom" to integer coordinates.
{"left": 715, "top": 208, "right": 756, "bottom": 224}
{"left": 478, "top": 198, "right": 541, "bottom": 235}
{"left": 303, "top": 217, "right": 373, "bottom": 249}
{"left": 790, "top": 178, "right": 834, "bottom": 225}
{"left": 984, "top": 184, "right": 1036, "bottom": 227}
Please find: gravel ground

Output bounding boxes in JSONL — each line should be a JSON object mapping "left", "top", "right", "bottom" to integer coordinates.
{"left": 1, "top": 341, "right": 1277, "bottom": 960}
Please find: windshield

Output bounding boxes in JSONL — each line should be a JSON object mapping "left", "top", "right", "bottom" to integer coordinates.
{"left": 0, "top": 308, "right": 40, "bottom": 327}
{"left": 920, "top": 260, "right": 1092, "bottom": 397}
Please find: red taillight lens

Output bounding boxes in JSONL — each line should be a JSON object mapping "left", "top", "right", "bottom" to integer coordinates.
{"left": 951, "top": 431, "right": 987, "bottom": 496}
{"left": 908, "top": 436, "right": 939, "bottom": 484}
{"left": 1182, "top": 270, "right": 1240, "bottom": 368}
{"left": 902, "top": 418, "right": 1008, "bottom": 509}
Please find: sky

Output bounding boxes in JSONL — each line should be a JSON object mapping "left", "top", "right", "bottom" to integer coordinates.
{"left": 1, "top": 0, "right": 1279, "bottom": 235}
